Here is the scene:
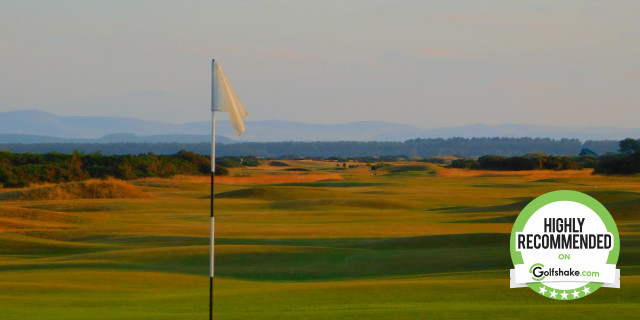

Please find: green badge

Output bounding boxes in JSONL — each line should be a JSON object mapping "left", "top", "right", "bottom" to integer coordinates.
{"left": 510, "top": 190, "right": 620, "bottom": 300}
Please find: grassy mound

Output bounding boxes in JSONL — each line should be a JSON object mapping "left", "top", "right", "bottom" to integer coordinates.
{"left": 0, "top": 205, "right": 85, "bottom": 232}
{"left": 433, "top": 198, "right": 532, "bottom": 213}
{"left": 0, "top": 178, "right": 152, "bottom": 201}
{"left": 0, "top": 233, "right": 105, "bottom": 255}
{"left": 383, "top": 164, "right": 438, "bottom": 176}
{"left": 215, "top": 187, "right": 337, "bottom": 201}
{"left": 604, "top": 198, "right": 640, "bottom": 221}
{"left": 268, "top": 161, "right": 290, "bottom": 167}
{"left": 214, "top": 234, "right": 511, "bottom": 281}
{"left": 386, "top": 164, "right": 434, "bottom": 173}
{"left": 276, "top": 181, "right": 379, "bottom": 188}
{"left": 270, "top": 198, "right": 419, "bottom": 210}
{"left": 585, "top": 190, "right": 640, "bottom": 203}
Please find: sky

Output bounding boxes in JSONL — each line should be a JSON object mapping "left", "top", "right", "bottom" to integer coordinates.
{"left": 1, "top": 0, "right": 639, "bottom": 128}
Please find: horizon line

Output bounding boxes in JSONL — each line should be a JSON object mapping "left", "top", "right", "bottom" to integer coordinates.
{"left": 1, "top": 108, "right": 639, "bottom": 130}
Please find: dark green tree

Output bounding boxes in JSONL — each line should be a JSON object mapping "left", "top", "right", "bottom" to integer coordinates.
{"left": 619, "top": 138, "right": 640, "bottom": 154}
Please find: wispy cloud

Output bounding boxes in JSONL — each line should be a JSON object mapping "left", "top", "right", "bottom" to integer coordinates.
{"left": 267, "top": 50, "right": 333, "bottom": 63}
{"left": 222, "top": 46, "right": 334, "bottom": 63}
{"left": 443, "top": 13, "right": 487, "bottom": 25}
{"left": 508, "top": 79, "right": 556, "bottom": 93}
{"left": 377, "top": 48, "right": 458, "bottom": 63}
{"left": 620, "top": 71, "right": 639, "bottom": 82}
{"left": 417, "top": 48, "right": 453, "bottom": 59}
{"left": 441, "top": 13, "right": 545, "bottom": 29}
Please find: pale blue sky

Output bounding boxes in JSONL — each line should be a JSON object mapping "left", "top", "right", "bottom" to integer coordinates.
{"left": 1, "top": 0, "right": 639, "bottom": 127}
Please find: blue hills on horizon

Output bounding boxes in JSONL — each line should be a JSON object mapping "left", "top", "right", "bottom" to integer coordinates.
{"left": 0, "top": 109, "right": 637, "bottom": 144}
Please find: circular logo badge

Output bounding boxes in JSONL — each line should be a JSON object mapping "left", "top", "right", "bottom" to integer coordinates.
{"left": 510, "top": 190, "right": 620, "bottom": 300}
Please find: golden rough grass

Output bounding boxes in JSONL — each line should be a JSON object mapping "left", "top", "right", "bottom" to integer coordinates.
{"left": 0, "top": 178, "right": 152, "bottom": 201}
{"left": 437, "top": 167, "right": 594, "bottom": 178}
{"left": 215, "top": 173, "right": 343, "bottom": 185}
{"left": 0, "top": 205, "right": 84, "bottom": 232}
{"left": 160, "top": 172, "right": 344, "bottom": 185}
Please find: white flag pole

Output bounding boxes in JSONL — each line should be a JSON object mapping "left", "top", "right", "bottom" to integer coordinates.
{"left": 210, "top": 59, "right": 216, "bottom": 320}
{"left": 210, "top": 59, "right": 246, "bottom": 319}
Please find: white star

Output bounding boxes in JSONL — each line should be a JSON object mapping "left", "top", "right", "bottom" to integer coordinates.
{"left": 561, "top": 291, "right": 569, "bottom": 299}
{"left": 582, "top": 286, "right": 591, "bottom": 295}
{"left": 572, "top": 290, "right": 580, "bottom": 298}
{"left": 538, "top": 286, "right": 547, "bottom": 295}
{"left": 549, "top": 290, "right": 558, "bottom": 298}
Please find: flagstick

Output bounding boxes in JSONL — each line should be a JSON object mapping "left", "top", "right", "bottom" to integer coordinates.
{"left": 210, "top": 59, "right": 216, "bottom": 320}
{"left": 210, "top": 112, "right": 215, "bottom": 320}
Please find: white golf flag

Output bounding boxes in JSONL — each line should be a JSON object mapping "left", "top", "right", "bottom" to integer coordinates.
{"left": 212, "top": 61, "right": 248, "bottom": 136}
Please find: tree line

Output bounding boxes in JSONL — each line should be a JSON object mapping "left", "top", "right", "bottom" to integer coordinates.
{"left": 0, "top": 151, "right": 258, "bottom": 188}
{"left": 0, "top": 138, "right": 620, "bottom": 157}
{"left": 0, "top": 138, "right": 637, "bottom": 188}
{"left": 593, "top": 138, "right": 640, "bottom": 175}
{"left": 450, "top": 154, "right": 583, "bottom": 171}
{"left": 446, "top": 138, "right": 640, "bottom": 174}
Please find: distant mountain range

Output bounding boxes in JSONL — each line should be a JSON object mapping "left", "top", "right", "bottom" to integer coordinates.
{"left": 0, "top": 109, "right": 637, "bottom": 143}
{"left": 0, "top": 133, "right": 233, "bottom": 144}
